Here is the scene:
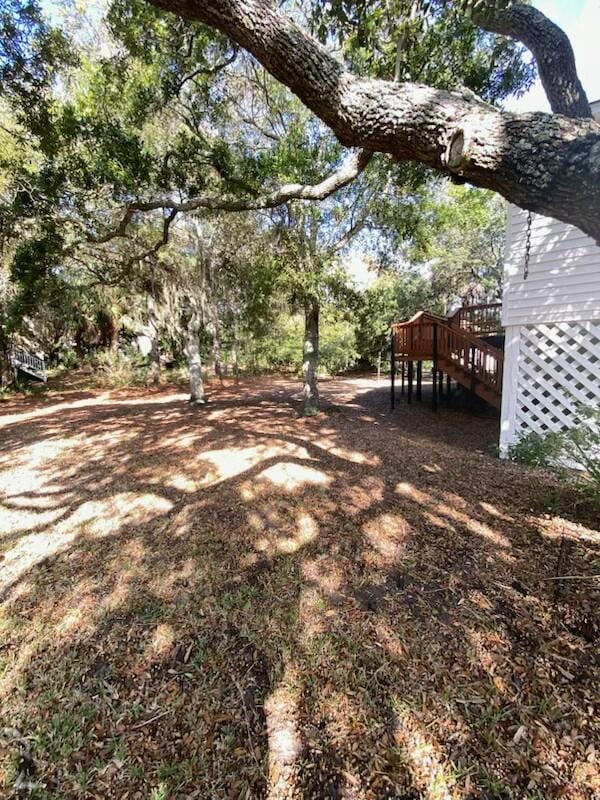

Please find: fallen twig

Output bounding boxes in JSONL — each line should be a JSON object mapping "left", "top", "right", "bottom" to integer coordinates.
{"left": 130, "top": 710, "right": 170, "bottom": 729}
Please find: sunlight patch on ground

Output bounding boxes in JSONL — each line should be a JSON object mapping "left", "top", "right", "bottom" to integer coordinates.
{"left": 146, "top": 623, "right": 176, "bottom": 661}
{"left": 435, "top": 503, "right": 511, "bottom": 550}
{"left": 275, "top": 512, "right": 319, "bottom": 553}
{"left": 536, "top": 515, "right": 600, "bottom": 545}
{"left": 396, "top": 482, "right": 429, "bottom": 504}
{"left": 393, "top": 708, "right": 453, "bottom": 800}
{"left": 373, "top": 618, "right": 407, "bottom": 663}
{"left": 308, "top": 434, "right": 380, "bottom": 466}
{"left": 0, "top": 492, "right": 172, "bottom": 594}
{"left": 254, "top": 510, "right": 319, "bottom": 556}
{"left": 134, "top": 466, "right": 199, "bottom": 493}
{"left": 241, "top": 461, "right": 330, "bottom": 500}
{"left": 265, "top": 673, "right": 303, "bottom": 799}
{"left": 197, "top": 442, "right": 311, "bottom": 488}
{"left": 0, "top": 391, "right": 185, "bottom": 430}
{"left": 362, "top": 512, "right": 409, "bottom": 564}
{"left": 479, "top": 501, "right": 514, "bottom": 521}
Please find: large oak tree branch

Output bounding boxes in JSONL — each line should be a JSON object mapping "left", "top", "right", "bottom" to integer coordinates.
{"left": 145, "top": 0, "right": 600, "bottom": 244}
{"left": 472, "top": 3, "right": 591, "bottom": 119}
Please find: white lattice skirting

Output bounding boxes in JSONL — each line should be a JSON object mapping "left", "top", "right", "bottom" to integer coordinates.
{"left": 500, "top": 320, "right": 600, "bottom": 451}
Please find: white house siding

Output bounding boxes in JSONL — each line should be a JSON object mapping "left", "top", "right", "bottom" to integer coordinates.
{"left": 502, "top": 206, "right": 600, "bottom": 327}
{"left": 499, "top": 103, "right": 600, "bottom": 453}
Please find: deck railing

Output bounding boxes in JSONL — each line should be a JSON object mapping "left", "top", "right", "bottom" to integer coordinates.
{"left": 391, "top": 310, "right": 503, "bottom": 406}
{"left": 437, "top": 320, "right": 504, "bottom": 395}
{"left": 10, "top": 345, "right": 47, "bottom": 381}
{"left": 449, "top": 303, "right": 503, "bottom": 336}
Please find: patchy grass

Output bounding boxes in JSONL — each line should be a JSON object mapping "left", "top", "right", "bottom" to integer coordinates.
{"left": 0, "top": 375, "right": 598, "bottom": 799}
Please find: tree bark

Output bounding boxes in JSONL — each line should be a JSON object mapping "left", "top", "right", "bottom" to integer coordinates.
{"left": 230, "top": 311, "right": 240, "bottom": 383}
{"left": 185, "top": 312, "right": 205, "bottom": 403}
{"left": 146, "top": 0, "right": 600, "bottom": 243}
{"left": 212, "top": 317, "right": 223, "bottom": 383}
{"left": 147, "top": 292, "right": 161, "bottom": 385}
{"left": 302, "top": 296, "right": 319, "bottom": 416}
{"left": 472, "top": 4, "right": 591, "bottom": 119}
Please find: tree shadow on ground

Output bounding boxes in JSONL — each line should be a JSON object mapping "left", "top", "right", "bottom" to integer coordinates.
{"left": 0, "top": 376, "right": 598, "bottom": 799}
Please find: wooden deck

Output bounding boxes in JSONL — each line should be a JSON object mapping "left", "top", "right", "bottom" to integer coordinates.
{"left": 391, "top": 304, "right": 504, "bottom": 410}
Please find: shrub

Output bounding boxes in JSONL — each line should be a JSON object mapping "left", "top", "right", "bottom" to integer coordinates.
{"left": 59, "top": 348, "right": 78, "bottom": 369}
{"left": 93, "top": 348, "right": 151, "bottom": 388}
{"left": 507, "top": 430, "right": 563, "bottom": 468}
{"left": 508, "top": 404, "right": 600, "bottom": 506}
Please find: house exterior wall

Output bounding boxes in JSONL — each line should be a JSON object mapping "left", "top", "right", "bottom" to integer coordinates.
{"left": 502, "top": 206, "right": 600, "bottom": 327}
{"left": 499, "top": 101, "right": 600, "bottom": 454}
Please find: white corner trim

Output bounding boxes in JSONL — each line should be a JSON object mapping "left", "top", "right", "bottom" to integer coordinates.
{"left": 499, "top": 324, "right": 520, "bottom": 458}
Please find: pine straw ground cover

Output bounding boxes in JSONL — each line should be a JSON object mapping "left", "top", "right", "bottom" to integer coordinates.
{"left": 0, "top": 375, "right": 598, "bottom": 800}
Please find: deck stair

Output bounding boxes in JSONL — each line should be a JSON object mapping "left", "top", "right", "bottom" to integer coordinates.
{"left": 391, "top": 304, "right": 503, "bottom": 409}
{"left": 9, "top": 346, "right": 47, "bottom": 382}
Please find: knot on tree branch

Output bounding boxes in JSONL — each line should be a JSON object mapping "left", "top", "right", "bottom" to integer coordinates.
{"left": 443, "top": 129, "right": 467, "bottom": 173}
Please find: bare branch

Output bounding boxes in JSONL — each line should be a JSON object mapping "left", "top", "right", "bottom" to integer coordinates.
{"left": 72, "top": 148, "right": 372, "bottom": 246}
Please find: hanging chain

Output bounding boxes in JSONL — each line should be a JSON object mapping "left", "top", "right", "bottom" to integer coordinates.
{"left": 523, "top": 210, "right": 532, "bottom": 280}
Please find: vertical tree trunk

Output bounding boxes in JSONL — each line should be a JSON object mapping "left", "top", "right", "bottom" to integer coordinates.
{"left": 302, "top": 296, "right": 320, "bottom": 416}
{"left": 0, "top": 325, "right": 10, "bottom": 389}
{"left": 147, "top": 292, "right": 161, "bottom": 385}
{"left": 228, "top": 298, "right": 240, "bottom": 383}
{"left": 185, "top": 312, "right": 205, "bottom": 403}
{"left": 231, "top": 323, "right": 240, "bottom": 383}
{"left": 212, "top": 319, "right": 223, "bottom": 384}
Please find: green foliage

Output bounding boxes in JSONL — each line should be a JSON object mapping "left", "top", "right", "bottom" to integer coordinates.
{"left": 91, "top": 348, "right": 151, "bottom": 388}
{"left": 402, "top": 184, "right": 505, "bottom": 311}
{"left": 319, "top": 309, "right": 358, "bottom": 374}
{"left": 311, "top": 0, "right": 534, "bottom": 102}
{"left": 508, "top": 405, "right": 600, "bottom": 505}
{"left": 507, "top": 430, "right": 563, "bottom": 469}
{"left": 354, "top": 270, "right": 430, "bottom": 366}
{"left": 240, "top": 308, "right": 357, "bottom": 376}
{"left": 560, "top": 405, "right": 600, "bottom": 496}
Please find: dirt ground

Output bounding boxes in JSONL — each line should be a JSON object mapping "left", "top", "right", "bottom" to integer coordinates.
{"left": 0, "top": 375, "right": 598, "bottom": 799}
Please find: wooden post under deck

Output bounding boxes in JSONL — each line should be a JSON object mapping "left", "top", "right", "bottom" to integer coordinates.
{"left": 401, "top": 361, "right": 405, "bottom": 395}
{"left": 416, "top": 360, "right": 422, "bottom": 401}
{"left": 407, "top": 361, "right": 413, "bottom": 404}
{"left": 446, "top": 374, "right": 451, "bottom": 407}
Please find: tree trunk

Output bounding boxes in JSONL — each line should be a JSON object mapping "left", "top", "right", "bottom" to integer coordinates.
{"left": 185, "top": 313, "right": 205, "bottom": 403}
{"left": 377, "top": 348, "right": 382, "bottom": 381}
{"left": 147, "top": 292, "right": 161, "bottom": 385}
{"left": 0, "top": 326, "right": 10, "bottom": 389}
{"left": 212, "top": 314, "right": 223, "bottom": 384}
{"left": 231, "top": 319, "right": 240, "bottom": 383}
{"left": 302, "top": 296, "right": 319, "bottom": 416}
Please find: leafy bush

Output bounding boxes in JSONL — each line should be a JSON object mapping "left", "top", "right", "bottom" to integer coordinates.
{"left": 58, "top": 348, "right": 78, "bottom": 369}
{"left": 92, "top": 348, "right": 151, "bottom": 388}
{"left": 319, "top": 313, "right": 358, "bottom": 374}
{"left": 507, "top": 430, "right": 563, "bottom": 468}
{"left": 560, "top": 405, "right": 600, "bottom": 495}
{"left": 508, "top": 404, "right": 600, "bottom": 505}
